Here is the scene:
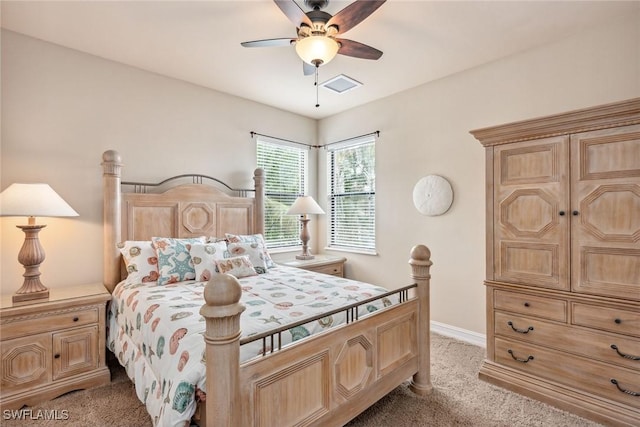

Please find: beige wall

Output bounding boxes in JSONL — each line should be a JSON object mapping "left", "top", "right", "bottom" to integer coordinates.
{"left": 2, "top": 10, "right": 638, "bottom": 337}
{"left": 0, "top": 30, "right": 317, "bottom": 293}
{"left": 317, "top": 12, "right": 639, "bottom": 334}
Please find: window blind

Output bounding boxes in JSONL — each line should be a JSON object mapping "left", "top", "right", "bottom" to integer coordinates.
{"left": 256, "top": 138, "right": 307, "bottom": 248}
{"left": 327, "top": 136, "right": 376, "bottom": 252}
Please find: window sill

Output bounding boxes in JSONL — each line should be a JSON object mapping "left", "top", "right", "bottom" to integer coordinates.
{"left": 324, "top": 247, "right": 379, "bottom": 256}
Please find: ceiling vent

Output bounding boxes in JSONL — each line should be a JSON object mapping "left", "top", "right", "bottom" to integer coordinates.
{"left": 320, "top": 74, "right": 362, "bottom": 94}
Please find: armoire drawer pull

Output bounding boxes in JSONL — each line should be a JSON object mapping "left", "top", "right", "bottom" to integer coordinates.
{"left": 614, "top": 318, "right": 622, "bottom": 324}
{"left": 507, "top": 349, "right": 534, "bottom": 363}
{"left": 611, "top": 379, "right": 640, "bottom": 396}
{"left": 507, "top": 321, "right": 534, "bottom": 334}
{"left": 611, "top": 344, "right": 640, "bottom": 361}
{"left": 523, "top": 302, "right": 530, "bottom": 307}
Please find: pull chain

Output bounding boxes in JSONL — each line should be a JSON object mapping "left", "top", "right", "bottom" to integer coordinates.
{"left": 314, "top": 66, "right": 320, "bottom": 108}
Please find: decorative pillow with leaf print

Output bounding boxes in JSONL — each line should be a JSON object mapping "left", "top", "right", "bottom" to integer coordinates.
{"left": 117, "top": 240, "right": 159, "bottom": 284}
{"left": 152, "top": 236, "right": 206, "bottom": 285}
{"left": 214, "top": 255, "right": 257, "bottom": 278}
{"left": 226, "top": 241, "right": 269, "bottom": 274}
{"left": 224, "top": 233, "right": 275, "bottom": 268}
{"left": 189, "top": 241, "right": 228, "bottom": 282}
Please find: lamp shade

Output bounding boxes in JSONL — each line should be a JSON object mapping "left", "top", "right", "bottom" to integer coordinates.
{"left": 0, "top": 183, "right": 79, "bottom": 218}
{"left": 295, "top": 36, "right": 340, "bottom": 66}
{"left": 286, "top": 196, "right": 325, "bottom": 215}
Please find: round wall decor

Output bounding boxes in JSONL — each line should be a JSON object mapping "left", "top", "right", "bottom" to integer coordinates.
{"left": 412, "top": 175, "right": 454, "bottom": 216}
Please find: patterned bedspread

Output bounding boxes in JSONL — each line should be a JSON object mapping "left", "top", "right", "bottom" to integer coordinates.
{"left": 107, "top": 265, "right": 394, "bottom": 427}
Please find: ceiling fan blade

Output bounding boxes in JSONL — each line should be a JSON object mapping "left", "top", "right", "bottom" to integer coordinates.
{"left": 327, "top": 0, "right": 386, "bottom": 34}
{"left": 337, "top": 38, "right": 383, "bottom": 60}
{"left": 241, "top": 38, "right": 296, "bottom": 48}
{"left": 274, "top": 0, "right": 312, "bottom": 28}
{"left": 303, "top": 61, "right": 316, "bottom": 76}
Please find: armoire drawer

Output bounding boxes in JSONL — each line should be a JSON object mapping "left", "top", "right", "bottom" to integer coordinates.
{"left": 494, "top": 337, "right": 640, "bottom": 408}
{"left": 572, "top": 302, "right": 640, "bottom": 338}
{"left": 494, "top": 311, "right": 640, "bottom": 371}
{"left": 493, "top": 290, "right": 566, "bottom": 322}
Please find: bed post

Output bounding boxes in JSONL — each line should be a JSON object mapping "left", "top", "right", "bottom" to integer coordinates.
{"left": 102, "top": 150, "right": 122, "bottom": 293}
{"left": 253, "top": 168, "right": 265, "bottom": 235}
{"left": 408, "top": 244, "right": 433, "bottom": 395}
{"left": 199, "top": 273, "right": 246, "bottom": 427}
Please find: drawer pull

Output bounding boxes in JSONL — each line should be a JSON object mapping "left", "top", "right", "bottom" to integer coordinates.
{"left": 73, "top": 317, "right": 79, "bottom": 322}
{"left": 614, "top": 318, "right": 622, "bottom": 324}
{"left": 507, "top": 321, "right": 534, "bottom": 334}
{"left": 611, "top": 379, "right": 640, "bottom": 397}
{"left": 54, "top": 354, "right": 60, "bottom": 359}
{"left": 523, "top": 302, "right": 530, "bottom": 307}
{"left": 508, "top": 349, "right": 534, "bottom": 363}
{"left": 611, "top": 344, "right": 640, "bottom": 361}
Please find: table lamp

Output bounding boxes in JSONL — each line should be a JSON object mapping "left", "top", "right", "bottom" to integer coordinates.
{"left": 286, "top": 196, "right": 325, "bottom": 260}
{"left": 0, "top": 183, "right": 79, "bottom": 303}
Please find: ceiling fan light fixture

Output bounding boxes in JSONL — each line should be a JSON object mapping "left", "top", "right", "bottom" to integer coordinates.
{"left": 295, "top": 36, "right": 339, "bottom": 66}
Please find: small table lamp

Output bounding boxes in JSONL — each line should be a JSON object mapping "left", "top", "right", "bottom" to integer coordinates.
{"left": 0, "top": 183, "right": 79, "bottom": 303}
{"left": 286, "top": 196, "right": 325, "bottom": 260}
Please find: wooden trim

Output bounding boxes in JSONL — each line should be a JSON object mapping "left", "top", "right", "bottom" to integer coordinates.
{"left": 101, "top": 151, "right": 122, "bottom": 293}
{"left": 470, "top": 98, "right": 640, "bottom": 147}
{"left": 485, "top": 148, "right": 494, "bottom": 281}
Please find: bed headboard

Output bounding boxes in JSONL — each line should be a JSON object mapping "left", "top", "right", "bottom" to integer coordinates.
{"left": 101, "top": 150, "right": 265, "bottom": 292}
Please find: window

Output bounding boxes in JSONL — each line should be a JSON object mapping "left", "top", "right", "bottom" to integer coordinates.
{"left": 256, "top": 137, "right": 308, "bottom": 249}
{"left": 327, "top": 136, "right": 376, "bottom": 252}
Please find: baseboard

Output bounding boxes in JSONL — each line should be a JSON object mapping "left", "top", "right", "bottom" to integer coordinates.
{"left": 430, "top": 320, "right": 486, "bottom": 348}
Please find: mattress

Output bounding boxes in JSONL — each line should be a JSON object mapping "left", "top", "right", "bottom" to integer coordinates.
{"left": 107, "top": 264, "right": 394, "bottom": 427}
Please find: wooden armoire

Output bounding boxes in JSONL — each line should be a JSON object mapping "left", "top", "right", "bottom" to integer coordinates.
{"left": 471, "top": 98, "right": 640, "bottom": 426}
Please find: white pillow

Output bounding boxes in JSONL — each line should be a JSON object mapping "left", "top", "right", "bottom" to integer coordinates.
{"left": 215, "top": 255, "right": 257, "bottom": 278}
{"left": 190, "top": 241, "right": 228, "bottom": 282}
{"left": 226, "top": 241, "right": 269, "bottom": 274}
{"left": 117, "top": 240, "right": 159, "bottom": 284}
{"left": 225, "top": 233, "right": 275, "bottom": 268}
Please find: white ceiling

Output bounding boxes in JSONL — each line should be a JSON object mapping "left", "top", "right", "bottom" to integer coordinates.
{"left": 2, "top": 1, "right": 637, "bottom": 119}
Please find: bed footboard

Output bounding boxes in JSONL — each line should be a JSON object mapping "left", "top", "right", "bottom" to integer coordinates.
{"left": 200, "top": 245, "right": 433, "bottom": 427}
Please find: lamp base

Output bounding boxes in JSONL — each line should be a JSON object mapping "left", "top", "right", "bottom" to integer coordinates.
{"left": 13, "top": 224, "right": 50, "bottom": 304}
{"left": 295, "top": 254, "right": 315, "bottom": 260}
{"left": 13, "top": 288, "right": 49, "bottom": 303}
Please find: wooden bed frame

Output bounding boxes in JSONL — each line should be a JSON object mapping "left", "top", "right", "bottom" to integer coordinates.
{"left": 102, "top": 149, "right": 433, "bottom": 426}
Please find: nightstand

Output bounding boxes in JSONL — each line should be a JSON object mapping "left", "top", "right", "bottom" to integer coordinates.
{"left": 0, "top": 283, "right": 111, "bottom": 410}
{"left": 279, "top": 254, "right": 347, "bottom": 277}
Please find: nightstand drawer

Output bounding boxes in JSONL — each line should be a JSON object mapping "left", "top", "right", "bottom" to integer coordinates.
{"left": 278, "top": 255, "right": 347, "bottom": 278}
{"left": 1, "top": 307, "right": 99, "bottom": 341}
{"left": 306, "top": 263, "right": 344, "bottom": 277}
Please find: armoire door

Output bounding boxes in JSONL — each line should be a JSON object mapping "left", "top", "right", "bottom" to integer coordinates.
{"left": 571, "top": 124, "right": 640, "bottom": 300}
{"left": 493, "top": 136, "right": 570, "bottom": 290}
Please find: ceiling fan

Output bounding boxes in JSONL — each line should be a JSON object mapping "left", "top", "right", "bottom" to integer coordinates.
{"left": 241, "top": 0, "right": 386, "bottom": 76}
